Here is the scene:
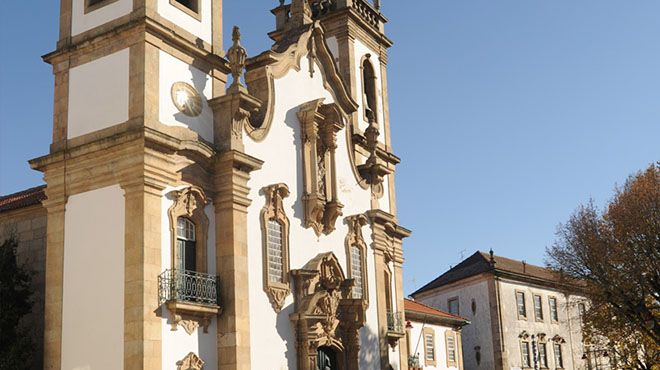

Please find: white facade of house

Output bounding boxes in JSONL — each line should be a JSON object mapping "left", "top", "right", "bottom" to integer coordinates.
{"left": 412, "top": 254, "right": 608, "bottom": 370}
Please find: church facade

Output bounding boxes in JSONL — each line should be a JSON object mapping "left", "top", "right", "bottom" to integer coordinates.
{"left": 5, "top": 0, "right": 412, "bottom": 369}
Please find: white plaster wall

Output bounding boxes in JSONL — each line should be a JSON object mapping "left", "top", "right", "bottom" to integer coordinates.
{"left": 68, "top": 48, "right": 130, "bottom": 139}
{"left": 418, "top": 279, "right": 494, "bottom": 370}
{"left": 408, "top": 320, "right": 461, "bottom": 370}
{"left": 244, "top": 56, "right": 384, "bottom": 369}
{"left": 157, "top": 0, "right": 212, "bottom": 43}
{"left": 71, "top": 0, "right": 133, "bottom": 36}
{"left": 160, "top": 187, "right": 218, "bottom": 369}
{"left": 61, "top": 185, "right": 125, "bottom": 370}
{"left": 159, "top": 50, "right": 214, "bottom": 143}
{"left": 498, "top": 280, "right": 584, "bottom": 370}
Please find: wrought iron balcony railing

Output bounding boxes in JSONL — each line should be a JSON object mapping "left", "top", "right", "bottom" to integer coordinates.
{"left": 158, "top": 269, "right": 220, "bottom": 307}
{"left": 387, "top": 311, "right": 405, "bottom": 334}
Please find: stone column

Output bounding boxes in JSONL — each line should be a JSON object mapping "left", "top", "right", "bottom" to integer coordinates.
{"left": 122, "top": 181, "right": 163, "bottom": 370}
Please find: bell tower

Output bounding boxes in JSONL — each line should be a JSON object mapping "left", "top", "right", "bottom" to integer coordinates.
{"left": 269, "top": 1, "right": 408, "bottom": 368}
{"left": 33, "top": 0, "right": 228, "bottom": 369}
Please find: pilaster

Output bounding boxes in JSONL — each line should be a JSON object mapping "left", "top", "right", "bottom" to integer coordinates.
{"left": 213, "top": 151, "right": 262, "bottom": 370}
{"left": 122, "top": 181, "right": 164, "bottom": 370}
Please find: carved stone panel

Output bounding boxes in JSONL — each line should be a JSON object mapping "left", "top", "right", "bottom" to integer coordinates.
{"left": 298, "top": 99, "right": 345, "bottom": 236}
{"left": 290, "top": 253, "right": 366, "bottom": 370}
{"left": 176, "top": 352, "right": 204, "bottom": 370}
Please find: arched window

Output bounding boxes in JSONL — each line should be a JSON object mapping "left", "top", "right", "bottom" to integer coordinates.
{"left": 350, "top": 244, "right": 364, "bottom": 299}
{"left": 267, "top": 219, "right": 285, "bottom": 283}
{"left": 176, "top": 217, "right": 197, "bottom": 272}
{"left": 362, "top": 57, "right": 378, "bottom": 123}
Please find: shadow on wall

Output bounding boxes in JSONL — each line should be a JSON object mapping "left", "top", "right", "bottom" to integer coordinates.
{"left": 283, "top": 105, "right": 306, "bottom": 228}
{"left": 276, "top": 301, "right": 298, "bottom": 370}
{"left": 359, "top": 325, "right": 382, "bottom": 369}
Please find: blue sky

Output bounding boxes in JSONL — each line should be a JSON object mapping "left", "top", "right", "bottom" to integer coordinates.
{"left": 1, "top": 1, "right": 659, "bottom": 294}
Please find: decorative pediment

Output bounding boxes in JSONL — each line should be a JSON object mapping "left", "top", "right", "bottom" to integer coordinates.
{"left": 244, "top": 21, "right": 358, "bottom": 141}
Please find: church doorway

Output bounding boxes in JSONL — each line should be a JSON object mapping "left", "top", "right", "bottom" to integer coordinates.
{"left": 317, "top": 347, "right": 338, "bottom": 370}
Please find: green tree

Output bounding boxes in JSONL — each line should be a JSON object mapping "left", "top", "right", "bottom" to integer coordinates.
{"left": 547, "top": 163, "right": 660, "bottom": 369}
{"left": 0, "top": 236, "right": 34, "bottom": 370}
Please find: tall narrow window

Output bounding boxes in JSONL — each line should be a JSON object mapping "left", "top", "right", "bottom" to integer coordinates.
{"left": 516, "top": 292, "right": 527, "bottom": 319}
{"left": 578, "top": 302, "right": 587, "bottom": 323}
{"left": 350, "top": 245, "right": 364, "bottom": 299}
{"left": 554, "top": 343, "right": 564, "bottom": 368}
{"left": 176, "top": 217, "right": 197, "bottom": 272}
{"left": 534, "top": 294, "right": 544, "bottom": 321}
{"left": 267, "top": 220, "right": 284, "bottom": 283}
{"left": 538, "top": 343, "right": 548, "bottom": 368}
{"left": 448, "top": 297, "right": 460, "bottom": 315}
{"left": 549, "top": 297, "right": 559, "bottom": 322}
{"left": 261, "top": 183, "right": 291, "bottom": 312}
{"left": 521, "top": 341, "right": 531, "bottom": 368}
{"left": 446, "top": 332, "right": 457, "bottom": 367}
{"left": 423, "top": 328, "right": 436, "bottom": 366}
{"left": 345, "top": 214, "right": 369, "bottom": 304}
{"left": 362, "top": 57, "right": 378, "bottom": 122}
{"left": 384, "top": 268, "right": 393, "bottom": 314}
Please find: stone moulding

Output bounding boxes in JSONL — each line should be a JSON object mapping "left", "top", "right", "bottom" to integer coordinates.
{"left": 260, "top": 183, "right": 292, "bottom": 313}
{"left": 167, "top": 186, "right": 210, "bottom": 273}
{"left": 290, "top": 252, "right": 366, "bottom": 370}
{"left": 244, "top": 21, "right": 359, "bottom": 142}
{"left": 176, "top": 352, "right": 204, "bottom": 370}
{"left": 344, "top": 214, "right": 369, "bottom": 307}
{"left": 166, "top": 301, "right": 220, "bottom": 334}
{"left": 298, "top": 99, "right": 345, "bottom": 236}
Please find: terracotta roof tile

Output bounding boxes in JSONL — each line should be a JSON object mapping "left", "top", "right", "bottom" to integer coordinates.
{"left": 404, "top": 298, "right": 467, "bottom": 322}
{"left": 0, "top": 185, "right": 47, "bottom": 213}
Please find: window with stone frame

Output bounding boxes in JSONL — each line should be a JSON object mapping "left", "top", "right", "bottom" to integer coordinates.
{"left": 168, "top": 187, "right": 209, "bottom": 273}
{"left": 538, "top": 342, "right": 549, "bottom": 368}
{"left": 516, "top": 291, "right": 527, "bottom": 319}
{"left": 549, "top": 297, "right": 559, "bottom": 322}
{"left": 423, "top": 327, "right": 436, "bottom": 366}
{"left": 170, "top": 0, "right": 201, "bottom": 19}
{"left": 176, "top": 217, "right": 197, "bottom": 272}
{"left": 345, "top": 215, "right": 369, "bottom": 303}
{"left": 361, "top": 56, "right": 378, "bottom": 123}
{"left": 521, "top": 341, "right": 531, "bottom": 368}
{"left": 534, "top": 294, "right": 544, "bottom": 321}
{"left": 261, "top": 184, "right": 291, "bottom": 313}
{"left": 446, "top": 331, "right": 458, "bottom": 368}
{"left": 554, "top": 343, "right": 564, "bottom": 368}
{"left": 85, "top": 0, "right": 120, "bottom": 13}
{"left": 448, "top": 297, "right": 460, "bottom": 316}
{"left": 297, "top": 100, "right": 345, "bottom": 236}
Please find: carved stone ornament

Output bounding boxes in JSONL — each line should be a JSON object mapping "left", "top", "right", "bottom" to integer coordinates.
{"left": 298, "top": 99, "right": 345, "bottom": 236}
{"left": 176, "top": 352, "right": 204, "bottom": 370}
{"left": 290, "top": 253, "right": 366, "bottom": 370}
{"left": 242, "top": 21, "right": 358, "bottom": 142}
{"left": 261, "top": 183, "right": 292, "bottom": 313}
{"left": 227, "top": 26, "right": 248, "bottom": 89}
{"left": 180, "top": 320, "right": 200, "bottom": 335}
{"left": 167, "top": 186, "right": 210, "bottom": 273}
{"left": 345, "top": 214, "right": 369, "bottom": 306}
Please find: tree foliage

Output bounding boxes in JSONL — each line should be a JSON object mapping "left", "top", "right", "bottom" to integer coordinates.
{"left": 547, "top": 163, "right": 660, "bottom": 369}
{"left": 0, "top": 236, "right": 34, "bottom": 370}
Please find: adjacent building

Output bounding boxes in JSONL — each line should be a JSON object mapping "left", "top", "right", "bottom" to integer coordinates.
{"left": 0, "top": 0, "right": 412, "bottom": 369}
{"left": 404, "top": 298, "right": 469, "bottom": 370}
{"left": 411, "top": 251, "right": 609, "bottom": 370}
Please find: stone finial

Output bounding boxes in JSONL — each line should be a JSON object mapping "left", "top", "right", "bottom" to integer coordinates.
{"left": 489, "top": 249, "right": 496, "bottom": 267}
{"left": 373, "top": 0, "right": 381, "bottom": 10}
{"left": 227, "top": 26, "right": 248, "bottom": 89}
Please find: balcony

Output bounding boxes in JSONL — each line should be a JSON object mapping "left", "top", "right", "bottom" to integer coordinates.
{"left": 158, "top": 269, "right": 221, "bottom": 333}
{"left": 386, "top": 311, "right": 405, "bottom": 347}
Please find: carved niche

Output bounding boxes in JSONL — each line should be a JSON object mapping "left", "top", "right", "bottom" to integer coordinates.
{"left": 176, "top": 352, "right": 204, "bottom": 370}
{"left": 290, "top": 253, "right": 366, "bottom": 370}
{"left": 298, "top": 99, "right": 345, "bottom": 236}
{"left": 261, "top": 183, "right": 292, "bottom": 312}
{"left": 168, "top": 186, "right": 210, "bottom": 272}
